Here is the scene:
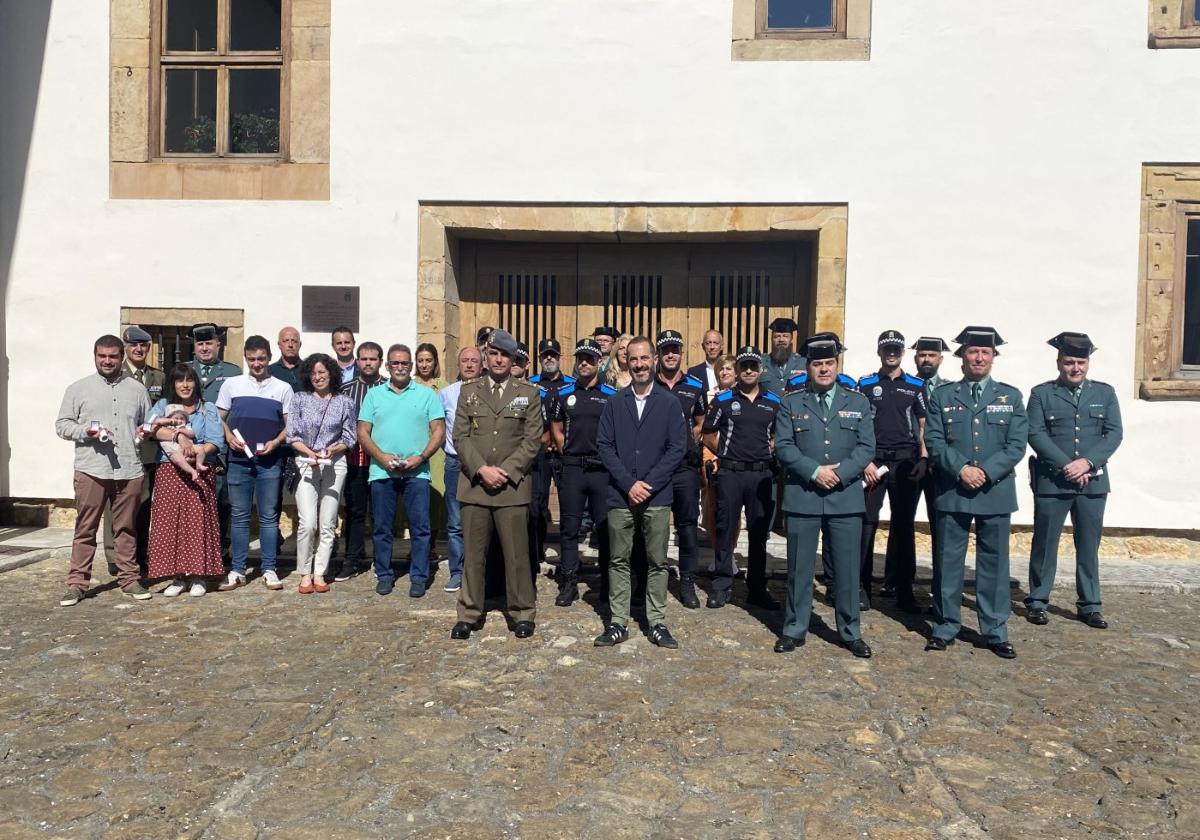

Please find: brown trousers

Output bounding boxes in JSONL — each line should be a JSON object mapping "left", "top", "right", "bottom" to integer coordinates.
{"left": 457, "top": 503, "right": 536, "bottom": 624}
{"left": 71, "top": 471, "right": 143, "bottom": 589}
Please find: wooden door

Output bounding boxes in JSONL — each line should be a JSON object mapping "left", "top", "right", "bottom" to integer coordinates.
{"left": 577, "top": 244, "right": 689, "bottom": 343}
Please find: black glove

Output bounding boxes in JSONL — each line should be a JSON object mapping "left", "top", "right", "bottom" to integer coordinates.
{"left": 909, "top": 457, "right": 928, "bottom": 481}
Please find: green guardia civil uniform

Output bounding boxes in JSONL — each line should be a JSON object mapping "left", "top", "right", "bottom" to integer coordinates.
{"left": 774, "top": 384, "right": 876, "bottom": 641}
{"left": 1025, "top": 378, "right": 1122, "bottom": 615}
{"left": 190, "top": 358, "right": 242, "bottom": 405}
{"left": 759, "top": 351, "right": 807, "bottom": 398}
{"left": 924, "top": 377, "right": 1029, "bottom": 644}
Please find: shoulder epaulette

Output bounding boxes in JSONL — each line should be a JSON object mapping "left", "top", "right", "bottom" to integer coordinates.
{"left": 558, "top": 384, "right": 576, "bottom": 397}
{"left": 786, "top": 372, "right": 808, "bottom": 388}
{"left": 716, "top": 390, "right": 733, "bottom": 403}
{"left": 903, "top": 373, "right": 924, "bottom": 387}
{"left": 764, "top": 390, "right": 782, "bottom": 404}
{"left": 837, "top": 374, "right": 858, "bottom": 390}
{"left": 599, "top": 384, "right": 617, "bottom": 395}
{"left": 563, "top": 374, "right": 577, "bottom": 384}
{"left": 684, "top": 374, "right": 704, "bottom": 388}
{"left": 528, "top": 374, "right": 542, "bottom": 384}
{"left": 858, "top": 373, "right": 880, "bottom": 387}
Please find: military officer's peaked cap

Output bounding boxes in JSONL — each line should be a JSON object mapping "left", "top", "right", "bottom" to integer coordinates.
{"left": 877, "top": 330, "right": 905, "bottom": 349}
{"left": 655, "top": 329, "right": 684, "bottom": 349}
{"left": 189, "top": 323, "right": 225, "bottom": 342}
{"left": 800, "top": 332, "right": 846, "bottom": 361}
{"left": 592, "top": 325, "right": 618, "bottom": 339}
{"left": 123, "top": 325, "right": 152, "bottom": 343}
{"left": 768, "top": 317, "right": 799, "bottom": 333}
{"left": 476, "top": 326, "right": 496, "bottom": 346}
{"left": 574, "top": 338, "right": 603, "bottom": 359}
{"left": 952, "top": 326, "right": 1005, "bottom": 357}
{"left": 911, "top": 336, "right": 951, "bottom": 352}
{"left": 735, "top": 346, "right": 763, "bottom": 364}
{"left": 487, "top": 328, "right": 518, "bottom": 356}
{"left": 1047, "top": 331, "right": 1097, "bottom": 357}
{"left": 514, "top": 342, "right": 530, "bottom": 364}
{"left": 537, "top": 338, "right": 562, "bottom": 357}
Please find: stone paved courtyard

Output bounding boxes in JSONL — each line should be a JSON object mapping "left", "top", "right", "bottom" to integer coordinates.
{"left": 1, "top": 553, "right": 1198, "bottom": 839}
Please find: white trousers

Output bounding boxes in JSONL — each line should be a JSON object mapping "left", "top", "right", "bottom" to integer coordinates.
{"left": 294, "top": 455, "right": 348, "bottom": 577}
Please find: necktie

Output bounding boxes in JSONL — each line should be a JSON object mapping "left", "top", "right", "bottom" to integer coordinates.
{"left": 971, "top": 382, "right": 981, "bottom": 406}
{"left": 1072, "top": 385, "right": 1082, "bottom": 402}
{"left": 201, "top": 364, "right": 212, "bottom": 384}
{"left": 818, "top": 391, "right": 830, "bottom": 417}
{"left": 134, "top": 368, "right": 144, "bottom": 383}
{"left": 492, "top": 381, "right": 503, "bottom": 401}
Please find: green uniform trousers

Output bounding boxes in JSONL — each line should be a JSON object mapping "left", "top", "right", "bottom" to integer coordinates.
{"left": 457, "top": 504, "right": 536, "bottom": 624}
{"left": 1025, "top": 493, "right": 1106, "bottom": 614}
{"left": 608, "top": 505, "right": 671, "bottom": 628}
{"left": 932, "top": 512, "right": 1012, "bottom": 644}
{"left": 783, "top": 514, "right": 863, "bottom": 642}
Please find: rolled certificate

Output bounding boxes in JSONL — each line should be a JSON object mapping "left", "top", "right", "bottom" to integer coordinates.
{"left": 234, "top": 429, "right": 255, "bottom": 456}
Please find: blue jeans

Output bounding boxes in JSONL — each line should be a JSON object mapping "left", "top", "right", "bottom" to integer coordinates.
{"left": 443, "top": 454, "right": 464, "bottom": 577}
{"left": 226, "top": 459, "right": 282, "bottom": 574}
{"left": 371, "top": 475, "right": 431, "bottom": 583}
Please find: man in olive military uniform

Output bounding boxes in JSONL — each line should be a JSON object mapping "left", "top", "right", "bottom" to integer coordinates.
{"left": 117, "top": 326, "right": 165, "bottom": 574}
{"left": 774, "top": 334, "right": 875, "bottom": 657}
{"left": 924, "top": 327, "right": 1028, "bottom": 659}
{"left": 548, "top": 338, "right": 615, "bottom": 607}
{"left": 450, "top": 330, "right": 544, "bottom": 640}
{"left": 857, "top": 330, "right": 928, "bottom": 614}
{"left": 702, "top": 346, "right": 782, "bottom": 610}
{"left": 1025, "top": 332, "right": 1123, "bottom": 629}
{"left": 654, "top": 329, "right": 708, "bottom": 609}
{"left": 759, "top": 317, "right": 808, "bottom": 398}
{"left": 188, "top": 323, "right": 241, "bottom": 562}
{"left": 528, "top": 339, "right": 575, "bottom": 581}
{"left": 912, "top": 336, "right": 951, "bottom": 575}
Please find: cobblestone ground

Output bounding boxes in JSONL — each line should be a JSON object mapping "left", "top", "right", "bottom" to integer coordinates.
{"left": 1, "top": 553, "right": 1198, "bottom": 840}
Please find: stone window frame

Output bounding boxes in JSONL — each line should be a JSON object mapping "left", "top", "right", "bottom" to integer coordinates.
{"left": 1136, "top": 165, "right": 1200, "bottom": 400}
{"left": 415, "top": 203, "right": 848, "bottom": 363}
{"left": 1149, "top": 0, "right": 1200, "bottom": 48}
{"left": 110, "top": 0, "right": 329, "bottom": 200}
{"left": 120, "top": 306, "right": 245, "bottom": 367}
{"left": 733, "top": 0, "right": 871, "bottom": 61}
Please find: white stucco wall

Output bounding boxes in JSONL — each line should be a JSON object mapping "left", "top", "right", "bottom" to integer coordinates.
{"left": 3, "top": 1, "right": 1198, "bottom": 527}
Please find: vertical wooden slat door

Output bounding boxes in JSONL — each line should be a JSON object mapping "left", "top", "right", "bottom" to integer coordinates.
{"left": 468, "top": 243, "right": 579, "bottom": 374}
{"left": 577, "top": 244, "right": 689, "bottom": 345}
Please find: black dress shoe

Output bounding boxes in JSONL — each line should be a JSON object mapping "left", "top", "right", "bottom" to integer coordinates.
{"left": 513, "top": 621, "right": 536, "bottom": 638}
{"left": 1026, "top": 608, "right": 1049, "bottom": 625}
{"left": 989, "top": 641, "right": 1017, "bottom": 659}
{"left": 450, "top": 621, "right": 474, "bottom": 640}
{"left": 1079, "top": 612, "right": 1108, "bottom": 629}
{"left": 593, "top": 623, "right": 629, "bottom": 647}
{"left": 746, "top": 589, "right": 779, "bottom": 611}
{"left": 925, "top": 637, "right": 953, "bottom": 652}
{"left": 846, "top": 638, "right": 872, "bottom": 659}
{"left": 648, "top": 624, "right": 679, "bottom": 649}
{"left": 706, "top": 590, "right": 729, "bottom": 609}
{"left": 858, "top": 589, "right": 872, "bottom": 611}
{"left": 554, "top": 582, "right": 578, "bottom": 607}
{"left": 895, "top": 597, "right": 922, "bottom": 614}
{"left": 774, "top": 635, "right": 805, "bottom": 653}
{"left": 678, "top": 581, "right": 701, "bottom": 609}
{"left": 879, "top": 584, "right": 896, "bottom": 598}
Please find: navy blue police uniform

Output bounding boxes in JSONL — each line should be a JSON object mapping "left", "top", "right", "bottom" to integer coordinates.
{"left": 548, "top": 363, "right": 617, "bottom": 606}
{"left": 526, "top": 352, "right": 575, "bottom": 578}
{"left": 857, "top": 340, "right": 927, "bottom": 611}
{"left": 703, "top": 348, "right": 782, "bottom": 608}
{"left": 654, "top": 330, "right": 709, "bottom": 607}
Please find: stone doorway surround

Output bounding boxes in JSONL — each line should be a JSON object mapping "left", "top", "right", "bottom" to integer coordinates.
{"left": 416, "top": 203, "right": 849, "bottom": 360}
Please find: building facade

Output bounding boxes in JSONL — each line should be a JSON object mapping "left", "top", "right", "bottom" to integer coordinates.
{"left": 2, "top": 1, "right": 1199, "bottom": 529}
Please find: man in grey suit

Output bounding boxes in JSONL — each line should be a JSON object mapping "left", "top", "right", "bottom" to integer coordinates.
{"left": 773, "top": 334, "right": 876, "bottom": 657}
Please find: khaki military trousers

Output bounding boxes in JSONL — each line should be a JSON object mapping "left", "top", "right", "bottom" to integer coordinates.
{"left": 457, "top": 503, "right": 537, "bottom": 624}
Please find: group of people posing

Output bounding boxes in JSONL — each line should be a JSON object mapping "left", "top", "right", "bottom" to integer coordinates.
{"left": 56, "top": 316, "right": 1122, "bottom": 659}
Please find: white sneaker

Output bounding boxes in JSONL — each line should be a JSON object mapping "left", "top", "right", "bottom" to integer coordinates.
{"left": 189, "top": 581, "right": 207, "bottom": 597}
{"left": 162, "top": 579, "right": 187, "bottom": 598}
{"left": 218, "top": 571, "right": 246, "bottom": 591}
{"left": 262, "top": 570, "right": 283, "bottom": 590}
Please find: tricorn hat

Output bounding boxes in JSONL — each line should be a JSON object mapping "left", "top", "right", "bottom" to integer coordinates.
{"left": 801, "top": 332, "right": 846, "bottom": 361}
{"left": 1047, "top": 331, "right": 1097, "bottom": 357}
{"left": 911, "top": 336, "right": 951, "bottom": 353}
{"left": 768, "top": 316, "right": 799, "bottom": 333}
{"left": 592, "top": 325, "right": 618, "bottom": 339}
{"left": 953, "top": 326, "right": 1005, "bottom": 357}
{"left": 189, "top": 323, "right": 226, "bottom": 342}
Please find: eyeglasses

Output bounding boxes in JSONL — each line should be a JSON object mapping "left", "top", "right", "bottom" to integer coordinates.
{"left": 386, "top": 361, "right": 412, "bottom": 368}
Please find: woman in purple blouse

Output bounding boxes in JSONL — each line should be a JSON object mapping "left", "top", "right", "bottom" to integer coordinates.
{"left": 286, "top": 354, "right": 357, "bottom": 593}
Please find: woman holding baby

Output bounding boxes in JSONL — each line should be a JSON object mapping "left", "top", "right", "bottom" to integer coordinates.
{"left": 286, "top": 353, "right": 357, "bottom": 593}
{"left": 147, "top": 364, "right": 227, "bottom": 596}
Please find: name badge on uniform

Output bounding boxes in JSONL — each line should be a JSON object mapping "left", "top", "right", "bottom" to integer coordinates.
{"left": 985, "top": 404, "right": 1013, "bottom": 413}
{"left": 837, "top": 410, "right": 863, "bottom": 419}
{"left": 508, "top": 396, "right": 529, "bottom": 414}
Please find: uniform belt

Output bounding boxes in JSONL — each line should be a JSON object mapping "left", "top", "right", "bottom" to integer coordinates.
{"left": 875, "top": 447, "right": 917, "bottom": 460}
{"left": 561, "top": 454, "right": 605, "bottom": 470}
{"left": 720, "top": 459, "right": 770, "bottom": 472}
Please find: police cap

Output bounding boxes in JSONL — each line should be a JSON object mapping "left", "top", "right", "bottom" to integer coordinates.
{"left": 877, "top": 330, "right": 905, "bottom": 350}
{"left": 735, "top": 346, "right": 762, "bottom": 365}
{"left": 655, "top": 329, "right": 684, "bottom": 350}
{"left": 537, "top": 338, "right": 562, "bottom": 357}
{"left": 574, "top": 338, "right": 603, "bottom": 359}
{"left": 514, "top": 342, "right": 530, "bottom": 364}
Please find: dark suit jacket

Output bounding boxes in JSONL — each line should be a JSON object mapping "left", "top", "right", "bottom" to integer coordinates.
{"left": 597, "top": 384, "right": 687, "bottom": 510}
{"left": 687, "top": 362, "right": 714, "bottom": 390}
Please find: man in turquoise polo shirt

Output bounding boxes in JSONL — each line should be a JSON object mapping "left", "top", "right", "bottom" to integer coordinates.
{"left": 357, "top": 343, "right": 446, "bottom": 597}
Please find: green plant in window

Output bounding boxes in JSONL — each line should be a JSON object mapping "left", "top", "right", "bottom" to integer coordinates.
{"left": 231, "top": 110, "right": 280, "bottom": 154}
{"left": 182, "top": 115, "right": 216, "bottom": 153}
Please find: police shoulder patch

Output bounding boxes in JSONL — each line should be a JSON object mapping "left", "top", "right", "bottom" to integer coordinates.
{"left": 599, "top": 384, "right": 617, "bottom": 395}
{"left": 684, "top": 374, "right": 704, "bottom": 389}
{"left": 763, "top": 390, "right": 782, "bottom": 404}
{"left": 558, "top": 384, "right": 576, "bottom": 397}
{"left": 563, "top": 375, "right": 577, "bottom": 384}
{"left": 716, "top": 390, "right": 733, "bottom": 403}
{"left": 838, "top": 374, "right": 858, "bottom": 390}
{"left": 903, "top": 373, "right": 925, "bottom": 387}
{"left": 786, "top": 373, "right": 807, "bottom": 387}
{"left": 858, "top": 374, "right": 880, "bottom": 387}
{"left": 528, "top": 374, "right": 542, "bottom": 384}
